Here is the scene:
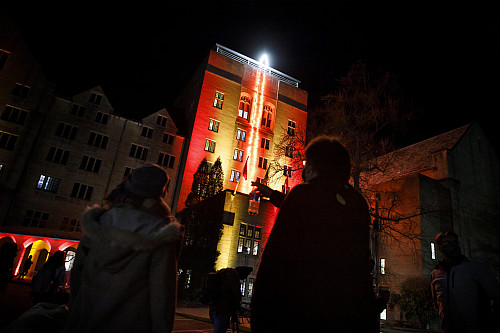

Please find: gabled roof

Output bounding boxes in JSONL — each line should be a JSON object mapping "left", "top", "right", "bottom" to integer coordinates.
{"left": 364, "top": 124, "right": 470, "bottom": 186}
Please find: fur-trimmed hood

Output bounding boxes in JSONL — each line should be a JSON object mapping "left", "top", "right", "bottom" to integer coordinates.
{"left": 81, "top": 203, "right": 184, "bottom": 267}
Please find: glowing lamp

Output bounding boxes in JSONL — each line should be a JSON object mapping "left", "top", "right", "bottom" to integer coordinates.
{"left": 259, "top": 54, "right": 269, "bottom": 67}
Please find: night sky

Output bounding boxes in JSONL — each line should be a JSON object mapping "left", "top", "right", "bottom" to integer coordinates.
{"left": 5, "top": 1, "right": 500, "bottom": 147}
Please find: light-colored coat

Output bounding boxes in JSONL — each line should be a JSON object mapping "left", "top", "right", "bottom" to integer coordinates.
{"left": 65, "top": 201, "right": 184, "bottom": 333}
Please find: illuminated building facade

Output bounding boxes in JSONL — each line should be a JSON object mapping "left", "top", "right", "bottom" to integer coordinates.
{"left": 172, "top": 44, "right": 308, "bottom": 213}
{"left": 173, "top": 44, "right": 308, "bottom": 301}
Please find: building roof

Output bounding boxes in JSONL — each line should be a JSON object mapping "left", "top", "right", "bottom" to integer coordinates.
{"left": 364, "top": 124, "right": 470, "bottom": 186}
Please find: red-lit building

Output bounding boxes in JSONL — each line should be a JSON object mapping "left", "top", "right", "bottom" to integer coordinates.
{"left": 171, "top": 44, "right": 308, "bottom": 300}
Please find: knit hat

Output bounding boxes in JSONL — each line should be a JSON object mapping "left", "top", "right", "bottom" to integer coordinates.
{"left": 124, "top": 164, "right": 169, "bottom": 198}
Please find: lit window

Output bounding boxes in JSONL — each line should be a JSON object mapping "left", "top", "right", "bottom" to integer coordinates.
{"left": 237, "top": 223, "right": 262, "bottom": 256}
{"left": 261, "top": 105, "right": 273, "bottom": 128}
{"left": 247, "top": 278, "right": 254, "bottom": 298}
{"left": 236, "top": 129, "right": 246, "bottom": 142}
{"left": 230, "top": 170, "right": 241, "bottom": 183}
{"left": 36, "top": 174, "right": 60, "bottom": 193}
{"left": 240, "top": 279, "right": 246, "bottom": 296}
{"left": 287, "top": 120, "right": 296, "bottom": 136}
{"left": 213, "top": 92, "right": 224, "bottom": 109}
{"left": 380, "top": 258, "right": 386, "bottom": 275}
{"left": 0, "top": 164, "right": 5, "bottom": 180}
{"left": 208, "top": 119, "right": 220, "bottom": 132}
{"left": 233, "top": 149, "right": 244, "bottom": 162}
{"left": 431, "top": 242, "right": 436, "bottom": 260}
{"left": 204, "top": 139, "right": 216, "bottom": 153}
{"left": 64, "top": 250, "right": 77, "bottom": 271}
{"left": 238, "top": 95, "right": 251, "bottom": 120}
{"left": 380, "top": 309, "right": 387, "bottom": 320}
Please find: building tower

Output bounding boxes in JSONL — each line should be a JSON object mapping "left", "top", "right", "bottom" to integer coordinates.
{"left": 173, "top": 44, "right": 308, "bottom": 213}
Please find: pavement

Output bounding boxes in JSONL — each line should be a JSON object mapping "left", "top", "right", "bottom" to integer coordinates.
{"left": 176, "top": 302, "right": 251, "bottom": 332}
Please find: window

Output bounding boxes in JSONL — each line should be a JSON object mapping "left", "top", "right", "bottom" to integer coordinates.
{"left": 23, "top": 209, "right": 49, "bottom": 228}
{"left": 213, "top": 92, "right": 224, "bottom": 109}
{"left": 80, "top": 156, "right": 102, "bottom": 173}
{"left": 260, "top": 138, "right": 270, "bottom": 150}
{"left": 70, "top": 183, "right": 94, "bottom": 200}
{"left": 129, "top": 144, "right": 149, "bottom": 160}
{"left": 204, "top": 139, "right": 216, "bottom": 153}
{"left": 258, "top": 157, "right": 268, "bottom": 169}
{"left": 247, "top": 278, "right": 255, "bottom": 298}
{"left": 283, "top": 165, "right": 292, "bottom": 177}
{"left": 236, "top": 129, "right": 246, "bottom": 142}
{"left": 87, "top": 132, "right": 109, "bottom": 149}
{"left": 55, "top": 123, "right": 78, "bottom": 140}
{"left": 95, "top": 111, "right": 109, "bottom": 124}
{"left": 1, "top": 105, "right": 28, "bottom": 125}
{"left": 230, "top": 170, "right": 241, "bottom": 183}
{"left": 141, "top": 126, "right": 153, "bottom": 138}
{"left": 89, "top": 92, "right": 102, "bottom": 105}
{"left": 36, "top": 174, "right": 60, "bottom": 193}
{"left": 285, "top": 145, "right": 294, "bottom": 158}
{"left": 287, "top": 120, "right": 296, "bottom": 136}
{"left": 65, "top": 249, "right": 77, "bottom": 271}
{"left": 0, "top": 164, "right": 5, "bottom": 180}
{"left": 240, "top": 280, "right": 246, "bottom": 297}
{"left": 238, "top": 96, "right": 251, "bottom": 120}
{"left": 60, "top": 217, "right": 80, "bottom": 232}
{"left": 261, "top": 105, "right": 273, "bottom": 128}
{"left": 0, "top": 49, "right": 10, "bottom": 69}
{"left": 47, "top": 147, "right": 70, "bottom": 165}
{"left": 431, "top": 242, "right": 436, "bottom": 260}
{"left": 12, "top": 83, "right": 30, "bottom": 98}
{"left": 163, "top": 133, "right": 174, "bottom": 144}
{"left": 380, "top": 258, "right": 386, "bottom": 275}
{"left": 208, "top": 119, "right": 220, "bottom": 132}
{"left": 156, "top": 115, "right": 168, "bottom": 127}
{"left": 70, "top": 104, "right": 85, "bottom": 117}
{"left": 158, "top": 152, "right": 175, "bottom": 168}
{"left": 237, "top": 223, "right": 262, "bottom": 256}
{"left": 0, "top": 131, "right": 18, "bottom": 150}
{"left": 233, "top": 149, "right": 244, "bottom": 162}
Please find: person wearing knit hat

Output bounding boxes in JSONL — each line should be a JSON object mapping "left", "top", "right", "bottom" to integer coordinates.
{"left": 65, "top": 163, "right": 184, "bottom": 333}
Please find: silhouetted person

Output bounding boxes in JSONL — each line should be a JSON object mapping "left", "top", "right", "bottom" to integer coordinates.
{"left": 251, "top": 136, "right": 377, "bottom": 332}
{"left": 0, "top": 242, "right": 17, "bottom": 292}
{"left": 208, "top": 268, "right": 242, "bottom": 333}
{"left": 31, "top": 251, "right": 65, "bottom": 304}
{"left": 65, "top": 163, "right": 184, "bottom": 333}
{"left": 431, "top": 231, "right": 500, "bottom": 332}
{"left": 19, "top": 255, "right": 33, "bottom": 279}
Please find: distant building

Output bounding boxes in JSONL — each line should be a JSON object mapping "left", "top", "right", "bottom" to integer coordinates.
{"left": 1, "top": 15, "right": 184, "bottom": 279}
{"left": 364, "top": 122, "right": 500, "bottom": 325}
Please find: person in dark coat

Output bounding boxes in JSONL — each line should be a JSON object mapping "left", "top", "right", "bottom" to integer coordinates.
{"left": 431, "top": 231, "right": 500, "bottom": 332}
{"left": 19, "top": 255, "right": 33, "bottom": 279}
{"left": 31, "top": 251, "right": 65, "bottom": 304}
{"left": 251, "top": 136, "right": 377, "bottom": 332}
{"left": 0, "top": 242, "right": 17, "bottom": 292}
{"left": 65, "top": 163, "right": 184, "bottom": 333}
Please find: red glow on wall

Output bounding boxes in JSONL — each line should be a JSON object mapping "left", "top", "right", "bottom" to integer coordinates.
{"left": 242, "top": 70, "right": 266, "bottom": 194}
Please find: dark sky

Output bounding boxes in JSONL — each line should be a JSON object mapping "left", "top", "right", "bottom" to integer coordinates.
{"left": 6, "top": 1, "right": 500, "bottom": 146}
